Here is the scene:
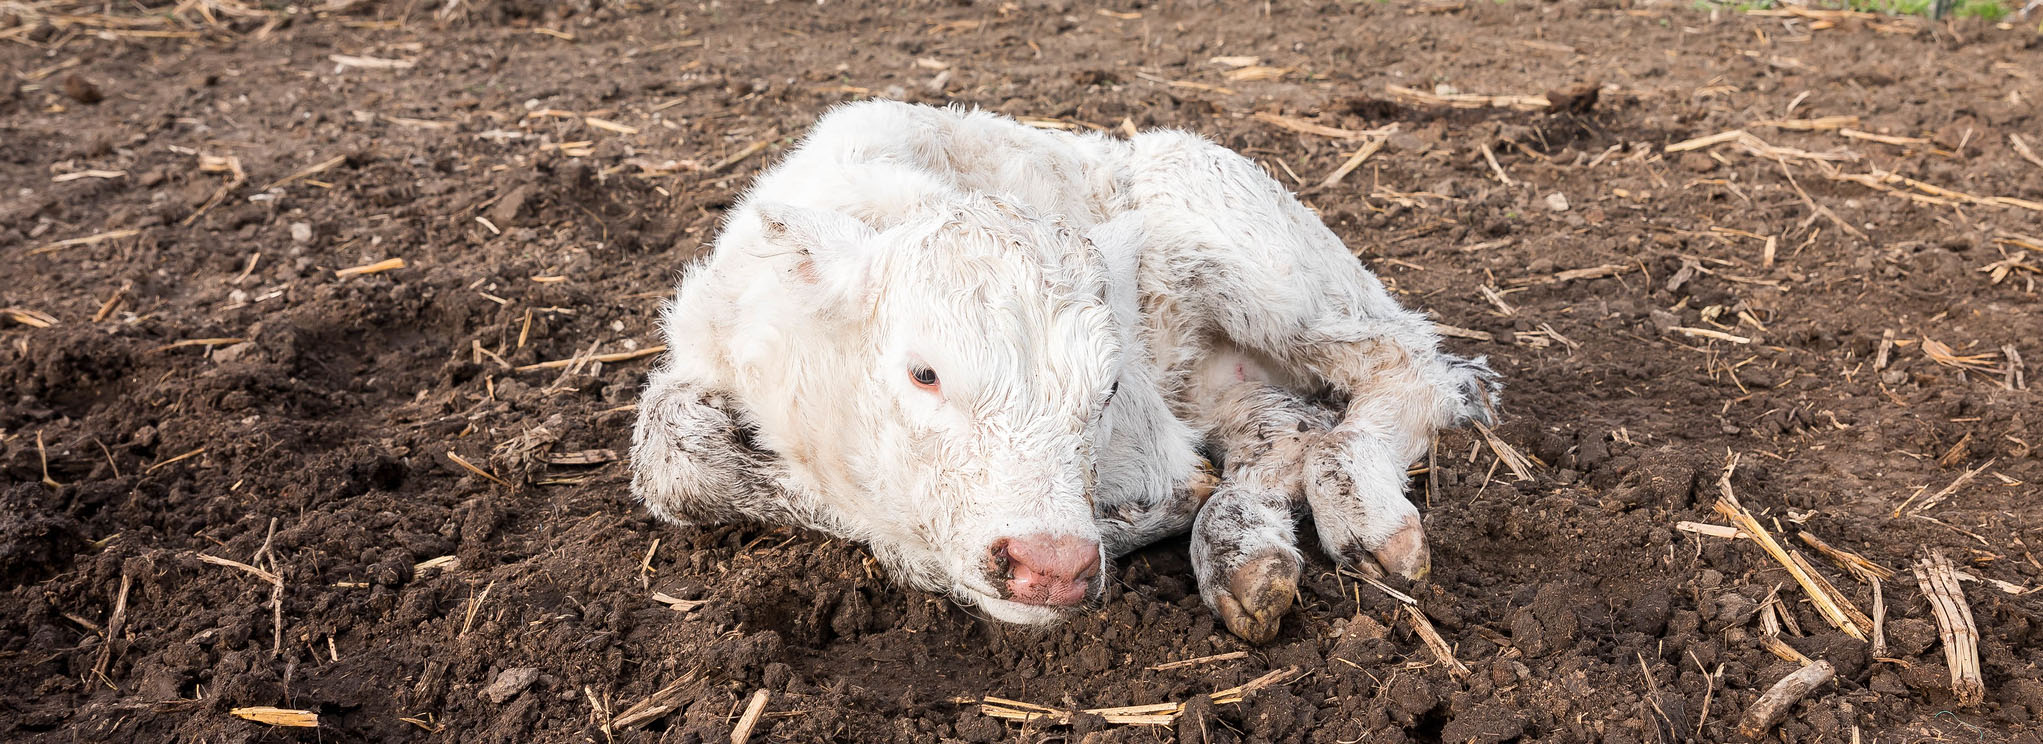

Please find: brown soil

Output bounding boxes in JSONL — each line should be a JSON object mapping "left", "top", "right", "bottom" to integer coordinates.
{"left": 4, "top": 1, "right": 2041, "bottom": 742}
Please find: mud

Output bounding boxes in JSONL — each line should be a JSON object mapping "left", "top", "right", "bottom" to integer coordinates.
{"left": 3, "top": 1, "right": 2040, "bottom": 742}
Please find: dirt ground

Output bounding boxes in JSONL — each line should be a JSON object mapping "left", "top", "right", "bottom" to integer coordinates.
{"left": 4, "top": 0, "right": 2041, "bottom": 741}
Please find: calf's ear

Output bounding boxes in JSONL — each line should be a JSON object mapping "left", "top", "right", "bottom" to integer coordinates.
{"left": 754, "top": 202, "right": 878, "bottom": 289}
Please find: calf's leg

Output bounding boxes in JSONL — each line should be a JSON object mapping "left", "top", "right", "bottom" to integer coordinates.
{"left": 1120, "top": 131, "right": 1497, "bottom": 581}
{"left": 631, "top": 370, "right": 843, "bottom": 534}
{"left": 1189, "top": 378, "right": 1337, "bottom": 643}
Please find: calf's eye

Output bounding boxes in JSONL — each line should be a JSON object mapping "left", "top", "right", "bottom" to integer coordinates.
{"left": 910, "top": 366, "right": 940, "bottom": 390}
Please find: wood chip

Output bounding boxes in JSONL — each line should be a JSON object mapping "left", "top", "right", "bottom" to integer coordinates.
{"left": 1914, "top": 550, "right": 1984, "bottom": 707}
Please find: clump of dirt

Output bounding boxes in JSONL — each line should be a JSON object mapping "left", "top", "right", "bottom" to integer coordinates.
{"left": 3, "top": 1, "right": 2039, "bottom": 742}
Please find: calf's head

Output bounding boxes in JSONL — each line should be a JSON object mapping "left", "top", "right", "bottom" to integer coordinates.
{"left": 737, "top": 195, "right": 1128, "bottom": 624}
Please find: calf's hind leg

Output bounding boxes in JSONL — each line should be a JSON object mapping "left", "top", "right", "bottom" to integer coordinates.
{"left": 1190, "top": 380, "right": 1337, "bottom": 643}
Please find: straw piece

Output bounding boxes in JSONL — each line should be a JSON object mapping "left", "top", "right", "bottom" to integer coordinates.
{"left": 730, "top": 689, "right": 769, "bottom": 744}
{"left": 31, "top": 228, "right": 141, "bottom": 256}
{"left": 1251, "top": 112, "right": 1392, "bottom": 141}
{"left": 516, "top": 345, "right": 666, "bottom": 372}
{"left": 1145, "top": 650, "right": 1249, "bottom": 671}
{"left": 232, "top": 707, "right": 320, "bottom": 727}
{"left": 1914, "top": 550, "right": 1984, "bottom": 707}
{"left": 1712, "top": 457, "right": 1867, "bottom": 640}
{"left": 970, "top": 667, "right": 1301, "bottom": 727}
{"left": 2, "top": 307, "right": 59, "bottom": 328}
{"left": 336, "top": 258, "right": 405, "bottom": 278}
{"left": 1796, "top": 532, "right": 1896, "bottom": 582}
{"left": 1318, "top": 136, "right": 1387, "bottom": 189}
{"left": 1384, "top": 84, "right": 1551, "bottom": 111}
{"left": 1749, "top": 116, "right": 1858, "bottom": 131}
{"left": 329, "top": 53, "right": 414, "bottom": 69}
{"left": 1406, "top": 605, "right": 1470, "bottom": 677}
{"left": 446, "top": 452, "right": 512, "bottom": 488}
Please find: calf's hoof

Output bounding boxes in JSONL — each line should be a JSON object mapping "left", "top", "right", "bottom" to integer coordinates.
{"left": 1212, "top": 549, "right": 1300, "bottom": 644}
{"left": 1340, "top": 514, "right": 1431, "bottom": 581}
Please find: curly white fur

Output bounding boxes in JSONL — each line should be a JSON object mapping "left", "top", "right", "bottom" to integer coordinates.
{"left": 632, "top": 101, "right": 1494, "bottom": 625}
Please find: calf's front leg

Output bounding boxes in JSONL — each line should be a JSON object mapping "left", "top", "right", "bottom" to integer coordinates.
{"left": 630, "top": 370, "right": 841, "bottom": 534}
{"left": 1190, "top": 381, "right": 1337, "bottom": 643}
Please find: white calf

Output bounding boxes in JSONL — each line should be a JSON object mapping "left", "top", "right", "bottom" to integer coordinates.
{"left": 632, "top": 101, "right": 1494, "bottom": 641}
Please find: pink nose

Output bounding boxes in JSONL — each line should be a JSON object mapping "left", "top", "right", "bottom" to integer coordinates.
{"left": 993, "top": 534, "right": 1101, "bottom": 607}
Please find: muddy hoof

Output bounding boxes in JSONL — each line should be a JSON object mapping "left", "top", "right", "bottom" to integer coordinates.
{"left": 1213, "top": 550, "right": 1299, "bottom": 644}
{"left": 1371, "top": 515, "right": 1430, "bottom": 581}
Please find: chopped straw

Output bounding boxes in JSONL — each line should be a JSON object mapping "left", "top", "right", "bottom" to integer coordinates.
{"left": 31, "top": 228, "right": 141, "bottom": 256}
{"left": 1405, "top": 605, "right": 1470, "bottom": 677}
{"left": 966, "top": 667, "right": 1301, "bottom": 726}
{"left": 1251, "top": 112, "right": 1392, "bottom": 141}
{"left": 1318, "top": 136, "right": 1387, "bottom": 189}
{"left": 446, "top": 452, "right": 512, "bottom": 488}
{"left": 151, "top": 337, "right": 244, "bottom": 353}
{"left": 1796, "top": 532, "right": 1896, "bottom": 582}
{"left": 336, "top": 258, "right": 406, "bottom": 278}
{"left": 516, "top": 345, "right": 666, "bottom": 372}
{"left": 1749, "top": 116, "right": 1858, "bottom": 131}
{"left": 231, "top": 706, "right": 320, "bottom": 727}
{"left": 730, "top": 689, "right": 770, "bottom": 744}
{"left": 1914, "top": 550, "right": 1984, "bottom": 707}
{"left": 3, "top": 307, "right": 59, "bottom": 327}
{"left": 261, "top": 154, "right": 346, "bottom": 191}
{"left": 1470, "top": 420, "right": 1535, "bottom": 481}
{"left": 2011, "top": 133, "right": 2043, "bottom": 172}
{"left": 1711, "top": 455, "right": 1868, "bottom": 640}
{"left": 613, "top": 673, "right": 700, "bottom": 729}
{"left": 1384, "top": 84, "right": 1551, "bottom": 111}
{"left": 1145, "top": 650, "right": 1249, "bottom": 672}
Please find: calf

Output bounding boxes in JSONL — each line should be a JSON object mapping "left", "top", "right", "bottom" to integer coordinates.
{"left": 632, "top": 101, "right": 1495, "bottom": 641}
